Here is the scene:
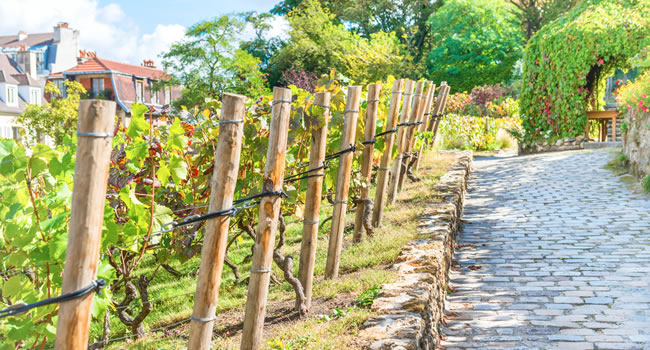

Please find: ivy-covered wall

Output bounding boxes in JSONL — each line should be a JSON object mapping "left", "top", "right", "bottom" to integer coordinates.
{"left": 519, "top": 0, "right": 650, "bottom": 143}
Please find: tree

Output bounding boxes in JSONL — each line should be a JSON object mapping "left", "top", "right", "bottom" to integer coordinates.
{"left": 426, "top": 0, "right": 524, "bottom": 92}
{"left": 509, "top": 0, "right": 581, "bottom": 40}
{"left": 240, "top": 12, "right": 285, "bottom": 71}
{"left": 162, "top": 15, "right": 269, "bottom": 107}
{"left": 272, "top": 0, "right": 443, "bottom": 74}
{"left": 269, "top": 0, "right": 407, "bottom": 86}
{"left": 17, "top": 80, "right": 86, "bottom": 145}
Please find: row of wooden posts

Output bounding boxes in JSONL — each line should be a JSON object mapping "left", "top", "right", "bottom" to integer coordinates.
{"left": 52, "top": 78, "right": 450, "bottom": 349}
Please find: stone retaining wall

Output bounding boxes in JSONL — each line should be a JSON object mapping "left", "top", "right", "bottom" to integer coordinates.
{"left": 518, "top": 136, "right": 586, "bottom": 155}
{"left": 359, "top": 151, "right": 472, "bottom": 350}
{"left": 623, "top": 110, "right": 650, "bottom": 177}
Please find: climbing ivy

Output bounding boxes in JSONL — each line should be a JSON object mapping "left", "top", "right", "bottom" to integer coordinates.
{"left": 519, "top": 0, "right": 650, "bottom": 143}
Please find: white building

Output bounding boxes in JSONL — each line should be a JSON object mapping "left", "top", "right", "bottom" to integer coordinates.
{"left": 0, "top": 23, "right": 80, "bottom": 81}
{"left": 0, "top": 23, "right": 78, "bottom": 141}
{"left": 0, "top": 53, "right": 43, "bottom": 140}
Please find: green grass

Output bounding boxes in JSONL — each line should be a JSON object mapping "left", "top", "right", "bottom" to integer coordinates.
{"left": 96, "top": 151, "right": 455, "bottom": 349}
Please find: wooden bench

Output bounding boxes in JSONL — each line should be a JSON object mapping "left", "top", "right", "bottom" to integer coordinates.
{"left": 585, "top": 110, "right": 618, "bottom": 142}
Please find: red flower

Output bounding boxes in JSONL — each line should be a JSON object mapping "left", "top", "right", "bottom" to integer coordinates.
{"left": 598, "top": 59, "right": 604, "bottom": 65}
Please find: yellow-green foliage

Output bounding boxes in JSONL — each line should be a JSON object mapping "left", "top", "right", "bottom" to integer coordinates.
{"left": 17, "top": 80, "right": 86, "bottom": 145}
{"left": 520, "top": 0, "right": 650, "bottom": 142}
{"left": 440, "top": 114, "right": 522, "bottom": 151}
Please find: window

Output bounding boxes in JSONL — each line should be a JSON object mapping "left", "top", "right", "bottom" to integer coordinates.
{"left": 164, "top": 87, "right": 171, "bottom": 105}
{"left": 30, "top": 88, "right": 40, "bottom": 105}
{"left": 151, "top": 88, "right": 158, "bottom": 105}
{"left": 6, "top": 86, "right": 16, "bottom": 105}
{"left": 92, "top": 78, "right": 104, "bottom": 98}
{"left": 136, "top": 80, "right": 144, "bottom": 102}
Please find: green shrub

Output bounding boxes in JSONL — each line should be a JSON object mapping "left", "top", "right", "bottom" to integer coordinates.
{"left": 617, "top": 70, "right": 650, "bottom": 116}
{"left": 520, "top": 0, "right": 650, "bottom": 143}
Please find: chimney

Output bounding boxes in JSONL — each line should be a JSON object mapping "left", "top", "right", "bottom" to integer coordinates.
{"left": 142, "top": 60, "right": 156, "bottom": 68}
{"left": 54, "top": 22, "right": 72, "bottom": 43}
{"left": 16, "top": 50, "right": 37, "bottom": 79}
{"left": 18, "top": 31, "right": 27, "bottom": 41}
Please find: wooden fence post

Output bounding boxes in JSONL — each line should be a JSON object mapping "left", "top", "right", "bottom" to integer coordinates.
{"left": 372, "top": 79, "right": 404, "bottom": 228}
{"left": 427, "top": 82, "right": 447, "bottom": 135}
{"left": 397, "top": 81, "right": 426, "bottom": 191}
{"left": 387, "top": 80, "right": 415, "bottom": 205}
{"left": 432, "top": 85, "right": 451, "bottom": 138}
{"left": 188, "top": 93, "right": 246, "bottom": 349}
{"left": 353, "top": 84, "right": 382, "bottom": 242}
{"left": 414, "top": 84, "right": 436, "bottom": 171}
{"left": 324, "top": 86, "right": 362, "bottom": 279}
{"left": 54, "top": 100, "right": 116, "bottom": 350}
{"left": 297, "top": 91, "right": 331, "bottom": 310}
{"left": 241, "top": 87, "right": 292, "bottom": 350}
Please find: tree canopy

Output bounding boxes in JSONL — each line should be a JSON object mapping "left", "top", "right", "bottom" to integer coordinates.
{"left": 268, "top": 0, "right": 407, "bottom": 86}
{"left": 426, "top": 0, "right": 524, "bottom": 93}
{"left": 162, "top": 16, "right": 269, "bottom": 107}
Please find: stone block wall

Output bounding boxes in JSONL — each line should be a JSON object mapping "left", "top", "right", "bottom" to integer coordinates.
{"left": 359, "top": 151, "right": 472, "bottom": 350}
{"left": 623, "top": 110, "right": 650, "bottom": 177}
{"left": 519, "top": 136, "right": 586, "bottom": 155}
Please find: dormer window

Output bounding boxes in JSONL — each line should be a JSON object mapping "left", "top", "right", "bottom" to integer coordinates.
{"left": 6, "top": 86, "right": 17, "bottom": 106}
{"left": 30, "top": 88, "right": 40, "bottom": 105}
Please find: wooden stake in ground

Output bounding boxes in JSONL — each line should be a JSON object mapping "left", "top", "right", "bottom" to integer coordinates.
{"left": 371, "top": 79, "right": 404, "bottom": 228}
{"left": 188, "top": 93, "right": 246, "bottom": 349}
{"left": 55, "top": 100, "right": 116, "bottom": 350}
{"left": 240, "top": 87, "right": 292, "bottom": 350}
{"left": 427, "top": 82, "right": 448, "bottom": 135}
{"left": 414, "top": 84, "right": 436, "bottom": 171}
{"left": 432, "top": 85, "right": 451, "bottom": 138}
{"left": 353, "top": 84, "right": 382, "bottom": 242}
{"left": 297, "top": 92, "right": 331, "bottom": 310}
{"left": 324, "top": 86, "right": 362, "bottom": 279}
{"left": 397, "top": 81, "right": 426, "bottom": 191}
{"left": 387, "top": 80, "right": 415, "bottom": 204}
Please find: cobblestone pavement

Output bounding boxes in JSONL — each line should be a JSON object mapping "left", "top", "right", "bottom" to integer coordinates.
{"left": 443, "top": 150, "right": 650, "bottom": 350}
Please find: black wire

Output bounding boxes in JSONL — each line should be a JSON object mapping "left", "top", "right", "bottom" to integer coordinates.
{"left": 172, "top": 190, "right": 288, "bottom": 228}
{"left": 284, "top": 161, "right": 330, "bottom": 183}
{"left": 361, "top": 138, "right": 376, "bottom": 145}
{"left": 0, "top": 279, "right": 105, "bottom": 319}
{"left": 324, "top": 144, "right": 356, "bottom": 161}
{"left": 376, "top": 128, "right": 397, "bottom": 137}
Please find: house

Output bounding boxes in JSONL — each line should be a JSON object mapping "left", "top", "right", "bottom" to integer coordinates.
{"left": 0, "top": 23, "right": 80, "bottom": 81}
{"left": 48, "top": 54, "right": 181, "bottom": 122}
{"left": 0, "top": 53, "right": 43, "bottom": 140}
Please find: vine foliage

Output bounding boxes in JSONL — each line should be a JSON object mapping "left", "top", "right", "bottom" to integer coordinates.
{"left": 519, "top": 0, "right": 650, "bottom": 143}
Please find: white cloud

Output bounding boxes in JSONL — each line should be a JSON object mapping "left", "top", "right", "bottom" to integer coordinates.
{"left": 0, "top": 0, "right": 186, "bottom": 65}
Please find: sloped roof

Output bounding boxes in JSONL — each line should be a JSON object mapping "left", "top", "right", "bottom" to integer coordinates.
{"left": 64, "top": 56, "right": 170, "bottom": 80}
{"left": 0, "top": 54, "right": 21, "bottom": 84}
{"left": 0, "top": 33, "right": 54, "bottom": 48}
{"left": 12, "top": 73, "right": 40, "bottom": 87}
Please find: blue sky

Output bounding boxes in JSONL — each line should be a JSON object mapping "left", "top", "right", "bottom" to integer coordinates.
{"left": 99, "top": 0, "right": 281, "bottom": 34}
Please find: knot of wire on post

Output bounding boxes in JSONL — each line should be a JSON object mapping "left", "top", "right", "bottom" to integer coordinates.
{"left": 324, "top": 144, "right": 356, "bottom": 162}
{"left": 0, "top": 279, "right": 106, "bottom": 319}
{"left": 161, "top": 190, "right": 289, "bottom": 233}
{"left": 284, "top": 160, "right": 330, "bottom": 184}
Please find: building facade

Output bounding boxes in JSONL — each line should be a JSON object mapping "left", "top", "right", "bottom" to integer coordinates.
{"left": 0, "top": 53, "right": 43, "bottom": 140}
{"left": 48, "top": 55, "right": 181, "bottom": 122}
{"left": 0, "top": 23, "right": 80, "bottom": 81}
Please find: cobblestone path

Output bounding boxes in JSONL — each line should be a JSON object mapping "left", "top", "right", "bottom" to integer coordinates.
{"left": 443, "top": 150, "right": 650, "bottom": 350}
